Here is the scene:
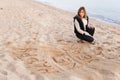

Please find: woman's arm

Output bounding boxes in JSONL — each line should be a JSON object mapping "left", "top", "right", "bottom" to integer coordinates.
{"left": 87, "top": 16, "right": 95, "bottom": 28}
{"left": 74, "top": 20, "right": 84, "bottom": 34}
{"left": 74, "top": 20, "right": 92, "bottom": 36}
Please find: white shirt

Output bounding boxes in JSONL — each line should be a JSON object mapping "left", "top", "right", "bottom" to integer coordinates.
{"left": 82, "top": 18, "right": 87, "bottom": 31}
{"left": 74, "top": 18, "right": 87, "bottom": 34}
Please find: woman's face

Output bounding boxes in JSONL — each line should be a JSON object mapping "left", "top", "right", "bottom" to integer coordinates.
{"left": 79, "top": 10, "right": 85, "bottom": 18}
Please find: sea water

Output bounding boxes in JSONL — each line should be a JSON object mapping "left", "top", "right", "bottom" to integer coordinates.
{"left": 35, "top": 0, "right": 120, "bottom": 25}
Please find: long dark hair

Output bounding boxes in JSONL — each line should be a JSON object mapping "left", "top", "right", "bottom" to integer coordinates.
{"left": 77, "top": 7, "right": 87, "bottom": 18}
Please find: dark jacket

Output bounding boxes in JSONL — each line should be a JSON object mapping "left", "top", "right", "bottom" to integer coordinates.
{"left": 73, "top": 15, "right": 89, "bottom": 34}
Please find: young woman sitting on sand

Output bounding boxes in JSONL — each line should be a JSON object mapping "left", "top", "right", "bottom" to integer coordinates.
{"left": 73, "top": 7, "right": 95, "bottom": 43}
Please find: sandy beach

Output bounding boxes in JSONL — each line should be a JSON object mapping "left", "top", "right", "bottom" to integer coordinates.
{"left": 0, "top": 0, "right": 120, "bottom": 80}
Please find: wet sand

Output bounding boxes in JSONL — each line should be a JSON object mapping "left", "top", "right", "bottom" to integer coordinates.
{"left": 0, "top": 0, "right": 120, "bottom": 80}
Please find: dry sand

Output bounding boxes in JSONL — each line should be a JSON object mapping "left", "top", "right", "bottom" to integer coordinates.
{"left": 0, "top": 0, "right": 120, "bottom": 80}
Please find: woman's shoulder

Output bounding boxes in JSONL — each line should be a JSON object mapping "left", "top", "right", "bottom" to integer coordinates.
{"left": 74, "top": 15, "right": 79, "bottom": 19}
{"left": 73, "top": 15, "right": 82, "bottom": 21}
{"left": 86, "top": 16, "right": 89, "bottom": 22}
{"left": 87, "top": 16, "right": 89, "bottom": 19}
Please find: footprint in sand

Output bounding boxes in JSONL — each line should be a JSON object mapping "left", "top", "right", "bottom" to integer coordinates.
{"left": 8, "top": 42, "right": 63, "bottom": 75}
{"left": 0, "top": 8, "right": 3, "bottom": 10}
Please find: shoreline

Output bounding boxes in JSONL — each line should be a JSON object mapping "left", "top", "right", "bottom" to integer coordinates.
{"left": 0, "top": 0, "right": 120, "bottom": 80}
{"left": 35, "top": 0, "right": 120, "bottom": 26}
{"left": 38, "top": 0, "right": 120, "bottom": 28}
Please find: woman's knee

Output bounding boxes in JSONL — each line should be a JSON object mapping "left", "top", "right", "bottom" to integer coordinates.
{"left": 83, "top": 35, "right": 94, "bottom": 42}
{"left": 89, "top": 37, "right": 94, "bottom": 42}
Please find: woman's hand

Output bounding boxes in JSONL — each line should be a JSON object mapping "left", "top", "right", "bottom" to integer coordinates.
{"left": 84, "top": 31, "right": 91, "bottom": 36}
{"left": 88, "top": 23, "right": 94, "bottom": 28}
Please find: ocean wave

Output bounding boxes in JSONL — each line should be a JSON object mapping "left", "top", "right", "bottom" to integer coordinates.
{"left": 90, "top": 14, "right": 120, "bottom": 25}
